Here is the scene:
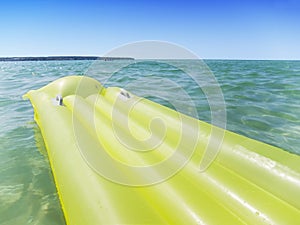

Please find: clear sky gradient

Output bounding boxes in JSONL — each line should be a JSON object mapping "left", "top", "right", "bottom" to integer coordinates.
{"left": 1, "top": 0, "right": 299, "bottom": 59}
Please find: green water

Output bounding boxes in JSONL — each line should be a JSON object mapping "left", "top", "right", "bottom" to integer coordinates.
{"left": 0, "top": 59, "right": 300, "bottom": 224}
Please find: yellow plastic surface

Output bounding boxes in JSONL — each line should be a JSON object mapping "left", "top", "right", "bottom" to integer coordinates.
{"left": 24, "top": 76, "right": 300, "bottom": 224}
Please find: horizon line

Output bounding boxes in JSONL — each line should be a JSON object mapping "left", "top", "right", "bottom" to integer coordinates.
{"left": 0, "top": 55, "right": 299, "bottom": 61}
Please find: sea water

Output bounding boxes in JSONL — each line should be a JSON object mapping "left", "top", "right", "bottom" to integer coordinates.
{"left": 0, "top": 59, "right": 300, "bottom": 224}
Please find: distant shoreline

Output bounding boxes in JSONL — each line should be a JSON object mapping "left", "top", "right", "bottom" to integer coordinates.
{"left": 0, "top": 57, "right": 298, "bottom": 62}
{"left": 0, "top": 56, "right": 135, "bottom": 62}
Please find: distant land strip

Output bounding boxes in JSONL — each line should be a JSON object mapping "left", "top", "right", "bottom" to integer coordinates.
{"left": 0, "top": 56, "right": 134, "bottom": 62}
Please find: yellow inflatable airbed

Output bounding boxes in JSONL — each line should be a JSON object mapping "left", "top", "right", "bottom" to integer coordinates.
{"left": 24, "top": 76, "right": 300, "bottom": 224}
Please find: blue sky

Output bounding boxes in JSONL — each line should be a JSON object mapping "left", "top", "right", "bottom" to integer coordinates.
{"left": 0, "top": 0, "right": 299, "bottom": 59}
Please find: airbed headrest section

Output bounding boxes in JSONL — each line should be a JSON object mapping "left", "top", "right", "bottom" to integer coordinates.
{"left": 27, "top": 76, "right": 106, "bottom": 101}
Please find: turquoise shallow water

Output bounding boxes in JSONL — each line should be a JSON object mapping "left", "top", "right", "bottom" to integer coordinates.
{"left": 0, "top": 59, "right": 300, "bottom": 224}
